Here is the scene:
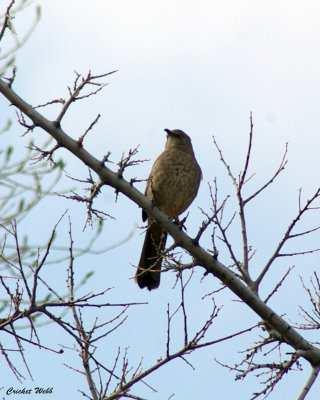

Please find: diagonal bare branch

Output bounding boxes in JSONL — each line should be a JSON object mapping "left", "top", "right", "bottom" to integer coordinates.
{"left": 255, "top": 188, "right": 320, "bottom": 289}
{"left": 1, "top": 77, "right": 320, "bottom": 375}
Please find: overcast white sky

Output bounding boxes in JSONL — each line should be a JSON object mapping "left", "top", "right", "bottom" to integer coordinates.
{"left": 2, "top": 1, "right": 320, "bottom": 399}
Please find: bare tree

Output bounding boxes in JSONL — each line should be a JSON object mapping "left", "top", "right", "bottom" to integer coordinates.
{"left": 1, "top": 2, "right": 320, "bottom": 399}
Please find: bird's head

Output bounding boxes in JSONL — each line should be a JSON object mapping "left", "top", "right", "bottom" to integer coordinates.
{"left": 164, "top": 129, "right": 194, "bottom": 154}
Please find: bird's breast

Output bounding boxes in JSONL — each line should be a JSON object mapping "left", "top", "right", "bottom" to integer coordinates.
{"left": 146, "top": 150, "right": 201, "bottom": 218}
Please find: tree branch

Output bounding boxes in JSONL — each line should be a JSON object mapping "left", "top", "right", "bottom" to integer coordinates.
{"left": 297, "top": 366, "right": 320, "bottom": 400}
{"left": 1, "top": 77, "right": 320, "bottom": 370}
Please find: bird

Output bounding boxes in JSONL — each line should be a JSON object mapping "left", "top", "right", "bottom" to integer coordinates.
{"left": 135, "top": 129, "right": 202, "bottom": 290}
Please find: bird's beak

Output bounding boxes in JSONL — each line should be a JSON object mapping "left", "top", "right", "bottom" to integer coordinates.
{"left": 164, "top": 129, "right": 176, "bottom": 137}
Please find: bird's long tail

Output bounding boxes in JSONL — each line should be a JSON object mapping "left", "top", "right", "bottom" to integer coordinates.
{"left": 135, "top": 224, "right": 167, "bottom": 290}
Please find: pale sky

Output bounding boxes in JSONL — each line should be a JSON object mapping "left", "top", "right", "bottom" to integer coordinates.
{"left": 2, "top": 1, "right": 320, "bottom": 399}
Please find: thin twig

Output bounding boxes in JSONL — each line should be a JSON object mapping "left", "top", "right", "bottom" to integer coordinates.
{"left": 0, "top": 0, "right": 15, "bottom": 43}
{"left": 255, "top": 188, "right": 320, "bottom": 290}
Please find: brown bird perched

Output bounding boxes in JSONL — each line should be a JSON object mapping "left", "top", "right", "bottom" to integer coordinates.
{"left": 135, "top": 129, "right": 202, "bottom": 290}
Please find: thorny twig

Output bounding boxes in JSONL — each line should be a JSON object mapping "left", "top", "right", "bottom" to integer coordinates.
{"left": 117, "top": 146, "right": 149, "bottom": 182}
{"left": 78, "top": 114, "right": 101, "bottom": 147}
{"left": 296, "top": 273, "right": 320, "bottom": 331}
{"left": 58, "top": 169, "right": 114, "bottom": 229}
{"left": 208, "top": 179, "right": 240, "bottom": 269}
{"left": 0, "top": 0, "right": 15, "bottom": 43}
{"left": 264, "top": 266, "right": 295, "bottom": 304}
{"left": 105, "top": 303, "right": 259, "bottom": 400}
{"left": 213, "top": 131, "right": 252, "bottom": 286}
{"left": 0, "top": 214, "right": 143, "bottom": 389}
{"left": 212, "top": 114, "right": 290, "bottom": 292}
{"left": 56, "top": 71, "right": 117, "bottom": 124}
{"left": 255, "top": 188, "right": 320, "bottom": 290}
{"left": 216, "top": 338, "right": 302, "bottom": 400}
